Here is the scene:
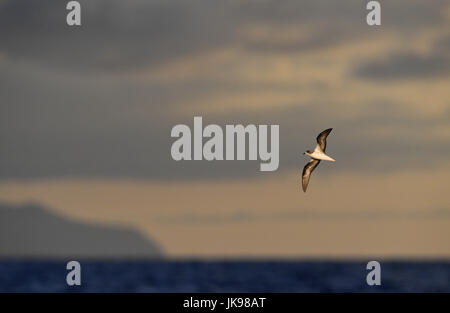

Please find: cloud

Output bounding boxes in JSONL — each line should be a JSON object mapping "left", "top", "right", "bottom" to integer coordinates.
{"left": 0, "top": 0, "right": 449, "bottom": 180}
{"left": 434, "top": 34, "right": 450, "bottom": 53}
{"left": 157, "top": 208, "right": 450, "bottom": 225}
{"left": 0, "top": 0, "right": 446, "bottom": 72}
{"left": 0, "top": 0, "right": 236, "bottom": 71}
{"left": 353, "top": 52, "right": 450, "bottom": 80}
{"left": 1, "top": 57, "right": 449, "bottom": 180}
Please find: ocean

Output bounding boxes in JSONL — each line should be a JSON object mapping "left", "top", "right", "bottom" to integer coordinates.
{"left": 0, "top": 260, "right": 449, "bottom": 293}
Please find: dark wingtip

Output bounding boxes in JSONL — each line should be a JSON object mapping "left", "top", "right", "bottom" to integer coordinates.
{"left": 319, "top": 128, "right": 333, "bottom": 136}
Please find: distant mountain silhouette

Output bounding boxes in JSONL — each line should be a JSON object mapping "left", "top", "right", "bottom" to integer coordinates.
{"left": 0, "top": 203, "right": 163, "bottom": 259}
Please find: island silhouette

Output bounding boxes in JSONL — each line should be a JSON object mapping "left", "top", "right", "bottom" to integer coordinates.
{"left": 0, "top": 203, "right": 163, "bottom": 259}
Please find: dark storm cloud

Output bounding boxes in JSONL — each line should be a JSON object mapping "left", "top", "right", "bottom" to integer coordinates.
{"left": 0, "top": 0, "right": 449, "bottom": 180}
{"left": 0, "top": 0, "right": 236, "bottom": 71}
{"left": 0, "top": 0, "right": 446, "bottom": 71}
{"left": 353, "top": 52, "right": 450, "bottom": 80}
{"left": 435, "top": 34, "right": 450, "bottom": 53}
{"left": 1, "top": 66, "right": 448, "bottom": 181}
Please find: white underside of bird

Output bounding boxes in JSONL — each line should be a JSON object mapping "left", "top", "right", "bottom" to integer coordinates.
{"left": 305, "top": 146, "right": 335, "bottom": 162}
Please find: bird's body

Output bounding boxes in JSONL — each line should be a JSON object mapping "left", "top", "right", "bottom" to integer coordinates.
{"left": 301, "top": 128, "right": 335, "bottom": 192}
{"left": 305, "top": 149, "right": 336, "bottom": 162}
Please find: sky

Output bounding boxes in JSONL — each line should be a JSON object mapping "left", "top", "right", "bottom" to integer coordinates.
{"left": 0, "top": 0, "right": 449, "bottom": 257}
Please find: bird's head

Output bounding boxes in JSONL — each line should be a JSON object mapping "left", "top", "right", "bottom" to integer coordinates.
{"left": 303, "top": 150, "right": 312, "bottom": 155}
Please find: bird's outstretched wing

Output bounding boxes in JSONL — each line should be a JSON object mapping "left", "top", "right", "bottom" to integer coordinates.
{"left": 316, "top": 128, "right": 333, "bottom": 152}
{"left": 302, "top": 158, "right": 321, "bottom": 192}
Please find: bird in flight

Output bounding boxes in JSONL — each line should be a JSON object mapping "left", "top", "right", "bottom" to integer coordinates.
{"left": 302, "top": 128, "right": 335, "bottom": 192}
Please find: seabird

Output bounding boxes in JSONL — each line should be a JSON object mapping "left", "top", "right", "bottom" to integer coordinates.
{"left": 302, "top": 128, "right": 335, "bottom": 192}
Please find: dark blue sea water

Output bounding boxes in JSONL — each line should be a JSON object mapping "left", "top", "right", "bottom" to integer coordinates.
{"left": 0, "top": 260, "right": 449, "bottom": 293}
